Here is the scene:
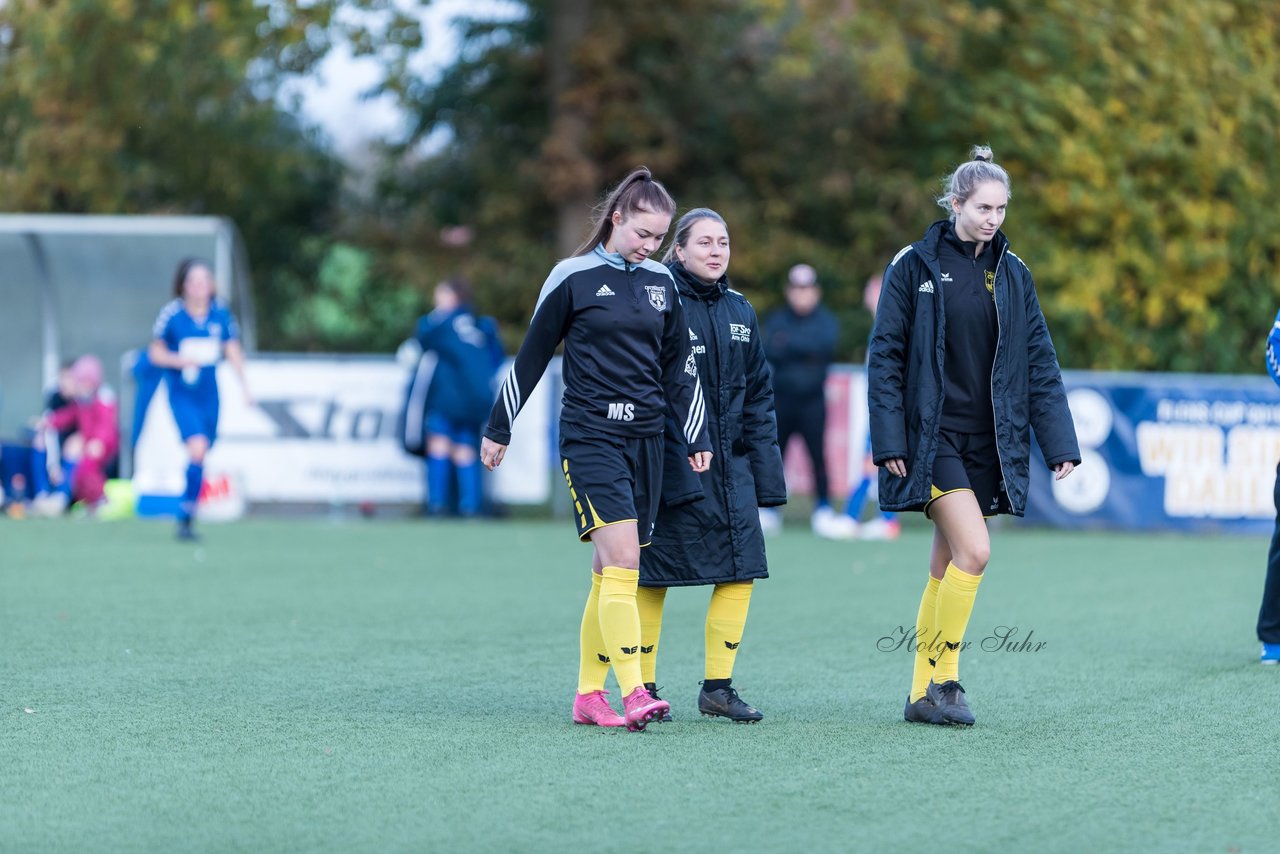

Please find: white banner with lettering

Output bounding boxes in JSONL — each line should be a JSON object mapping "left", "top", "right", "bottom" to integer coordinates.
{"left": 133, "top": 355, "right": 553, "bottom": 506}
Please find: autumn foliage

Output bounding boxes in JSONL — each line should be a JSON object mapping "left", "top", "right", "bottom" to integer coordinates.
{"left": 3, "top": 1, "right": 1279, "bottom": 371}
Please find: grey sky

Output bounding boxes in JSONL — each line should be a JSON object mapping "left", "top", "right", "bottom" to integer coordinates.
{"left": 293, "top": 0, "right": 519, "bottom": 160}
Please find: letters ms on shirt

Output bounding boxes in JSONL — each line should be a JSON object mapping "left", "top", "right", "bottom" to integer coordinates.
{"left": 607, "top": 402, "right": 635, "bottom": 422}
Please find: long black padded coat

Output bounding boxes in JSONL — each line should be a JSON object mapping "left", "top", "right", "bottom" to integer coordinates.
{"left": 641, "top": 262, "right": 788, "bottom": 588}
{"left": 867, "top": 221, "right": 1081, "bottom": 515}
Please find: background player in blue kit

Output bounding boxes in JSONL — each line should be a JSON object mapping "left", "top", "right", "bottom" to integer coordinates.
{"left": 410, "top": 277, "right": 504, "bottom": 518}
{"left": 148, "top": 258, "right": 252, "bottom": 540}
{"left": 1258, "top": 305, "right": 1280, "bottom": 664}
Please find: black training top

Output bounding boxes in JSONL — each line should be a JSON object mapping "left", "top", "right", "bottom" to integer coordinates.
{"left": 937, "top": 222, "right": 998, "bottom": 433}
{"left": 485, "top": 244, "right": 711, "bottom": 454}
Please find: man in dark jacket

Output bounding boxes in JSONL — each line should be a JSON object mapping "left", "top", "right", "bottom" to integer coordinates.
{"left": 763, "top": 264, "right": 855, "bottom": 539}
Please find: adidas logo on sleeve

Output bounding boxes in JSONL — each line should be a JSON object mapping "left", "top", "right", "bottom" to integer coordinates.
{"left": 918, "top": 280, "right": 934, "bottom": 294}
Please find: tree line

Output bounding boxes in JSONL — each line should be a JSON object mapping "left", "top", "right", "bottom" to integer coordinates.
{"left": 3, "top": 0, "right": 1278, "bottom": 372}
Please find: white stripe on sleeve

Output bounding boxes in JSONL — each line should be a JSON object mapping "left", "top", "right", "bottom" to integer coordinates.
{"left": 501, "top": 368, "right": 521, "bottom": 425}
{"left": 684, "top": 377, "right": 706, "bottom": 444}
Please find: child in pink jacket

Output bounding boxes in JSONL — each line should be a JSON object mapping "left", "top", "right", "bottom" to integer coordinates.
{"left": 40, "top": 355, "right": 119, "bottom": 508}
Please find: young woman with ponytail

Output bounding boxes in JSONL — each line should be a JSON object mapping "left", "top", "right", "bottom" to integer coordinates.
{"left": 481, "top": 168, "right": 712, "bottom": 731}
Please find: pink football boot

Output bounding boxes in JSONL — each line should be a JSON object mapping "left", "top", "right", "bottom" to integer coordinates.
{"left": 572, "top": 690, "right": 625, "bottom": 728}
{"left": 621, "top": 685, "right": 670, "bottom": 732}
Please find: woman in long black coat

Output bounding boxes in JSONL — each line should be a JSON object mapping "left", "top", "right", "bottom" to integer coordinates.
{"left": 638, "top": 208, "right": 787, "bottom": 723}
{"left": 868, "top": 146, "right": 1080, "bottom": 727}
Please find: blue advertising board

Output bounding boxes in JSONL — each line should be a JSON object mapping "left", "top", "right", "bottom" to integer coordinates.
{"left": 1024, "top": 371, "right": 1280, "bottom": 534}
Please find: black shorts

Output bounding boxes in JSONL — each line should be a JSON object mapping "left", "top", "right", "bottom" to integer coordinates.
{"left": 925, "top": 430, "right": 1011, "bottom": 518}
{"left": 559, "top": 422, "right": 662, "bottom": 546}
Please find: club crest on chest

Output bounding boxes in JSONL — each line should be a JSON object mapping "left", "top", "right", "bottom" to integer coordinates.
{"left": 645, "top": 285, "right": 667, "bottom": 311}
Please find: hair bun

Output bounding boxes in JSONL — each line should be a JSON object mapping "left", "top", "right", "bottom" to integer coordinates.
{"left": 973, "top": 154, "right": 990, "bottom": 162}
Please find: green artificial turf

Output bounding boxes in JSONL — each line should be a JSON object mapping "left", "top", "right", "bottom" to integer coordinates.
{"left": 2, "top": 517, "right": 1278, "bottom": 852}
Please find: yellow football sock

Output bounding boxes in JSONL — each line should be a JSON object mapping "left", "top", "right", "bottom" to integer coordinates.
{"left": 636, "top": 585, "right": 667, "bottom": 685}
{"left": 705, "top": 581, "right": 753, "bottom": 680}
{"left": 933, "top": 562, "right": 984, "bottom": 685}
{"left": 909, "top": 576, "right": 942, "bottom": 703}
{"left": 598, "top": 566, "right": 643, "bottom": 695}
{"left": 577, "top": 572, "right": 610, "bottom": 694}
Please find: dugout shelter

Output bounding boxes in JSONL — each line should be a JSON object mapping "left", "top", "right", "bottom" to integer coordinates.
{"left": 0, "top": 214, "right": 255, "bottom": 444}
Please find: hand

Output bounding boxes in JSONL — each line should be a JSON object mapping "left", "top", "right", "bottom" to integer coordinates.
{"left": 243, "top": 390, "right": 256, "bottom": 408}
{"left": 1052, "top": 461, "right": 1075, "bottom": 481}
{"left": 884, "top": 458, "right": 907, "bottom": 478}
{"left": 85, "top": 438, "right": 105, "bottom": 460}
{"left": 480, "top": 437, "right": 507, "bottom": 471}
{"left": 688, "top": 451, "right": 712, "bottom": 473}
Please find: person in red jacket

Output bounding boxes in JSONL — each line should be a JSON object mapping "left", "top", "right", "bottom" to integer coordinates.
{"left": 37, "top": 354, "right": 119, "bottom": 510}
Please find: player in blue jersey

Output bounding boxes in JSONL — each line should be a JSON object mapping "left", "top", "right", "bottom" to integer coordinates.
{"left": 410, "top": 277, "right": 504, "bottom": 517}
{"left": 1258, "top": 306, "right": 1280, "bottom": 663}
{"left": 148, "top": 258, "right": 252, "bottom": 541}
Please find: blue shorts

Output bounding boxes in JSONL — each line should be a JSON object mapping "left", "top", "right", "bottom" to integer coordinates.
{"left": 1, "top": 442, "right": 34, "bottom": 499}
{"left": 425, "top": 413, "right": 480, "bottom": 450}
{"left": 169, "top": 385, "right": 219, "bottom": 444}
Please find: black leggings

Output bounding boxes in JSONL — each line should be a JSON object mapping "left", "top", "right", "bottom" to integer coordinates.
{"left": 1258, "top": 462, "right": 1280, "bottom": 643}
{"left": 775, "top": 393, "right": 829, "bottom": 506}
